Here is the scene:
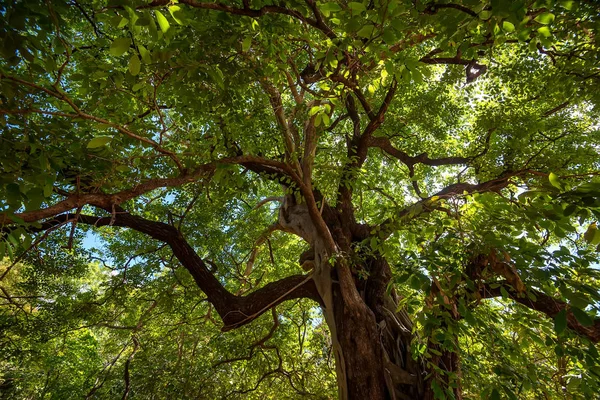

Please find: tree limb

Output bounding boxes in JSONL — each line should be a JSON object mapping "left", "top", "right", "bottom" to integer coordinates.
{"left": 142, "top": 0, "right": 336, "bottom": 39}
{"left": 26, "top": 211, "right": 322, "bottom": 331}
{"left": 370, "top": 136, "right": 469, "bottom": 169}
{"left": 0, "top": 155, "right": 298, "bottom": 226}
{"left": 479, "top": 283, "right": 600, "bottom": 343}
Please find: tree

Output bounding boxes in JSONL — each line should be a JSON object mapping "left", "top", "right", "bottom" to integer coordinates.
{"left": 1, "top": 0, "right": 600, "bottom": 398}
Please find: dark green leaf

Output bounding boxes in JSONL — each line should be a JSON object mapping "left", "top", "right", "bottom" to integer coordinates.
{"left": 554, "top": 309, "right": 567, "bottom": 334}
{"left": 572, "top": 307, "right": 594, "bottom": 327}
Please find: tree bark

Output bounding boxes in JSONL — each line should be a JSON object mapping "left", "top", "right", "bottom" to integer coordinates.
{"left": 278, "top": 197, "right": 425, "bottom": 399}
{"left": 328, "top": 257, "right": 424, "bottom": 400}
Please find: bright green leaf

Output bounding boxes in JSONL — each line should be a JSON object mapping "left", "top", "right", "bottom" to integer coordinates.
{"left": 549, "top": 172, "right": 561, "bottom": 189}
{"left": 242, "top": 36, "right": 252, "bottom": 52}
{"left": 169, "top": 5, "right": 184, "bottom": 25}
{"left": 138, "top": 45, "right": 151, "bottom": 64}
{"left": 356, "top": 24, "right": 375, "bottom": 38}
{"left": 155, "top": 10, "right": 170, "bottom": 33}
{"left": 537, "top": 26, "right": 552, "bottom": 37}
{"left": 348, "top": 2, "right": 366, "bottom": 13}
{"left": 502, "top": 21, "right": 515, "bottom": 32}
{"left": 535, "top": 13, "right": 555, "bottom": 25}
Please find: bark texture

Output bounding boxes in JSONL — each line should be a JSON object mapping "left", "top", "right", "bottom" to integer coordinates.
{"left": 278, "top": 196, "right": 425, "bottom": 399}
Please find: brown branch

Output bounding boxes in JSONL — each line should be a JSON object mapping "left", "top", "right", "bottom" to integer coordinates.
{"left": 480, "top": 283, "right": 600, "bottom": 343}
{"left": 419, "top": 54, "right": 487, "bottom": 82}
{"left": 244, "top": 222, "right": 283, "bottom": 277}
{"left": 0, "top": 77, "right": 184, "bottom": 171}
{"left": 423, "top": 2, "right": 478, "bottom": 17}
{"left": 542, "top": 101, "right": 570, "bottom": 117}
{"left": 335, "top": 81, "right": 397, "bottom": 220}
{"left": 357, "top": 78, "right": 398, "bottom": 166}
{"left": 252, "top": 197, "right": 283, "bottom": 211}
{"left": 260, "top": 80, "right": 303, "bottom": 175}
{"left": 370, "top": 136, "right": 469, "bottom": 169}
{"left": 376, "top": 171, "right": 521, "bottom": 237}
{"left": 28, "top": 211, "right": 322, "bottom": 331}
{"left": 0, "top": 155, "right": 298, "bottom": 226}
{"left": 330, "top": 74, "right": 375, "bottom": 120}
{"left": 142, "top": 0, "right": 336, "bottom": 39}
{"left": 301, "top": 114, "right": 318, "bottom": 186}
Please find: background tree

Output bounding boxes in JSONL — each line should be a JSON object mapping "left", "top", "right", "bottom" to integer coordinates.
{"left": 1, "top": 0, "right": 600, "bottom": 398}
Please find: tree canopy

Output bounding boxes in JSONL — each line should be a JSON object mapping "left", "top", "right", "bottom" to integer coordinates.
{"left": 1, "top": 0, "right": 600, "bottom": 399}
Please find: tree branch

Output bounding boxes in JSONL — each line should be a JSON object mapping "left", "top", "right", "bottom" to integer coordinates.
{"left": 0, "top": 155, "right": 298, "bottom": 226}
{"left": 480, "top": 283, "right": 600, "bottom": 343}
{"left": 142, "top": 0, "right": 336, "bottom": 39}
{"left": 370, "top": 136, "right": 469, "bottom": 169}
{"left": 375, "top": 171, "right": 520, "bottom": 237}
{"left": 27, "top": 211, "right": 322, "bottom": 331}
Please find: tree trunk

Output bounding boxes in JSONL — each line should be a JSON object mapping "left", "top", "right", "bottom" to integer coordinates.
{"left": 327, "top": 257, "right": 425, "bottom": 400}
{"left": 278, "top": 197, "right": 425, "bottom": 399}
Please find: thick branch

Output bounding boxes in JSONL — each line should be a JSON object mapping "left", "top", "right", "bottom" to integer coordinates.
{"left": 480, "top": 283, "right": 600, "bottom": 343}
{"left": 30, "top": 212, "right": 321, "bottom": 330}
{"left": 0, "top": 155, "right": 297, "bottom": 225}
{"left": 260, "top": 81, "right": 300, "bottom": 170}
{"left": 356, "top": 79, "right": 398, "bottom": 166}
{"left": 370, "top": 136, "right": 469, "bottom": 168}
{"left": 143, "top": 0, "right": 336, "bottom": 38}
{"left": 423, "top": 2, "right": 478, "bottom": 17}
{"left": 376, "top": 172, "right": 519, "bottom": 237}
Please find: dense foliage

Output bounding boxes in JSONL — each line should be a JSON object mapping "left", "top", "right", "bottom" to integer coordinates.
{"left": 1, "top": 0, "right": 600, "bottom": 398}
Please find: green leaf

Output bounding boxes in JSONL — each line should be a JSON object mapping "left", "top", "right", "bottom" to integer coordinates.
{"left": 490, "top": 388, "right": 501, "bottom": 400}
{"left": 517, "top": 27, "right": 532, "bottom": 41}
{"left": 584, "top": 223, "right": 600, "bottom": 245}
{"left": 560, "top": 0, "right": 574, "bottom": 9}
{"left": 554, "top": 309, "right": 567, "bottom": 334}
{"left": 431, "top": 380, "right": 445, "bottom": 399}
{"left": 109, "top": 38, "right": 130, "bottom": 57}
{"left": 168, "top": 5, "right": 184, "bottom": 25}
{"left": 155, "top": 10, "right": 170, "bottom": 33}
{"left": 319, "top": 2, "right": 342, "bottom": 15}
{"left": 564, "top": 204, "right": 577, "bottom": 216}
{"left": 138, "top": 45, "right": 151, "bottom": 64}
{"left": 242, "top": 36, "right": 252, "bottom": 52}
{"left": 502, "top": 21, "right": 515, "bottom": 32}
{"left": 6, "top": 183, "right": 21, "bottom": 206}
{"left": 348, "top": 2, "right": 366, "bottom": 13}
{"left": 535, "top": 12, "right": 555, "bottom": 25}
{"left": 479, "top": 10, "right": 492, "bottom": 20}
{"left": 356, "top": 24, "right": 375, "bottom": 38}
{"left": 43, "top": 184, "right": 53, "bottom": 197}
{"left": 537, "top": 26, "right": 552, "bottom": 37}
{"left": 572, "top": 307, "right": 594, "bottom": 327}
{"left": 129, "top": 55, "right": 141, "bottom": 76}
{"left": 548, "top": 172, "right": 561, "bottom": 189}
{"left": 315, "top": 113, "right": 322, "bottom": 127}
{"left": 87, "top": 136, "right": 113, "bottom": 149}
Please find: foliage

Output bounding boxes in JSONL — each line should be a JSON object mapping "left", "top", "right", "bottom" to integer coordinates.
{"left": 1, "top": 0, "right": 600, "bottom": 398}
